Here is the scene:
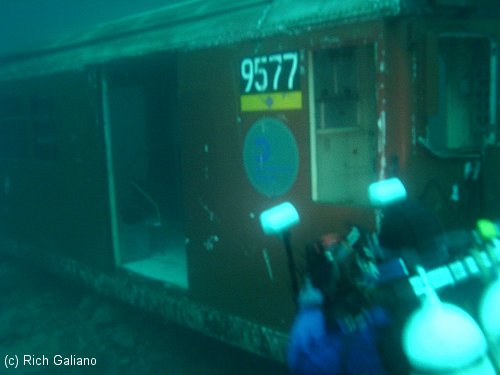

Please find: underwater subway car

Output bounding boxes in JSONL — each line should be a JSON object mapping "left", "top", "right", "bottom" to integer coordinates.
{"left": 1, "top": 0, "right": 500, "bottom": 363}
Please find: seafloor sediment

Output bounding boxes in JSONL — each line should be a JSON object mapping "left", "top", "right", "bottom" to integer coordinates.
{"left": 0, "top": 256, "right": 290, "bottom": 375}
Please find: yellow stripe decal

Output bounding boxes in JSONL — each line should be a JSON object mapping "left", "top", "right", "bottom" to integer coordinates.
{"left": 241, "top": 91, "right": 302, "bottom": 112}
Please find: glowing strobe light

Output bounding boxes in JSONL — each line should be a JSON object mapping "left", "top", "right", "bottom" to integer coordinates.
{"left": 259, "top": 202, "right": 300, "bottom": 235}
{"left": 368, "top": 177, "right": 407, "bottom": 207}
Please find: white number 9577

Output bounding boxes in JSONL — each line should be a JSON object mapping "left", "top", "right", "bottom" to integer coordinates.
{"left": 241, "top": 52, "right": 298, "bottom": 93}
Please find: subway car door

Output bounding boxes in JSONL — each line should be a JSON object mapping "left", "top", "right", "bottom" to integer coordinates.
{"left": 101, "top": 55, "right": 188, "bottom": 289}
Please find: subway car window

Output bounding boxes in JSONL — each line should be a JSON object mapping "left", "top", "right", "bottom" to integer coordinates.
{"left": 0, "top": 96, "right": 30, "bottom": 159}
{"left": 0, "top": 95, "right": 60, "bottom": 161}
{"left": 30, "top": 96, "right": 59, "bottom": 161}
{"left": 425, "top": 35, "right": 498, "bottom": 156}
{"left": 309, "top": 44, "right": 377, "bottom": 205}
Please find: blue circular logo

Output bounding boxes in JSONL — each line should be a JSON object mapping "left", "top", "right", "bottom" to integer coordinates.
{"left": 243, "top": 118, "right": 299, "bottom": 197}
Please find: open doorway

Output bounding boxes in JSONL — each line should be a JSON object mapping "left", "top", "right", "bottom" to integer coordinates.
{"left": 103, "top": 53, "right": 187, "bottom": 289}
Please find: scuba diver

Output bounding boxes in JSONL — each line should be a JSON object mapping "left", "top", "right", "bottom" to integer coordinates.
{"left": 287, "top": 233, "right": 392, "bottom": 375}
{"left": 287, "top": 178, "right": 452, "bottom": 375}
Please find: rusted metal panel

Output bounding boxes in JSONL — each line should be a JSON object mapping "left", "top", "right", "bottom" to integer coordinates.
{"left": 177, "top": 23, "right": 385, "bottom": 330}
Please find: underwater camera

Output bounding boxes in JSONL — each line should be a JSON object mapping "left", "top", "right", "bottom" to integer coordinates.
{"left": 304, "top": 218, "right": 500, "bottom": 305}
{"left": 303, "top": 226, "right": 410, "bottom": 308}
{"left": 305, "top": 219, "right": 500, "bottom": 313}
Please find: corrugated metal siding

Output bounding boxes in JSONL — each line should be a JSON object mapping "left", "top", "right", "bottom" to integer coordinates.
{"left": 0, "top": 0, "right": 405, "bottom": 80}
{"left": 265, "top": 0, "right": 402, "bottom": 30}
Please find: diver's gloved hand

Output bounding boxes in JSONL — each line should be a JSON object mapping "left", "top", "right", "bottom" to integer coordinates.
{"left": 298, "top": 278, "right": 324, "bottom": 308}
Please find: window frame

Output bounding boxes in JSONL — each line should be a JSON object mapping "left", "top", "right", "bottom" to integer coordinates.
{"left": 308, "top": 42, "right": 378, "bottom": 205}
{"left": 420, "top": 32, "right": 498, "bottom": 158}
